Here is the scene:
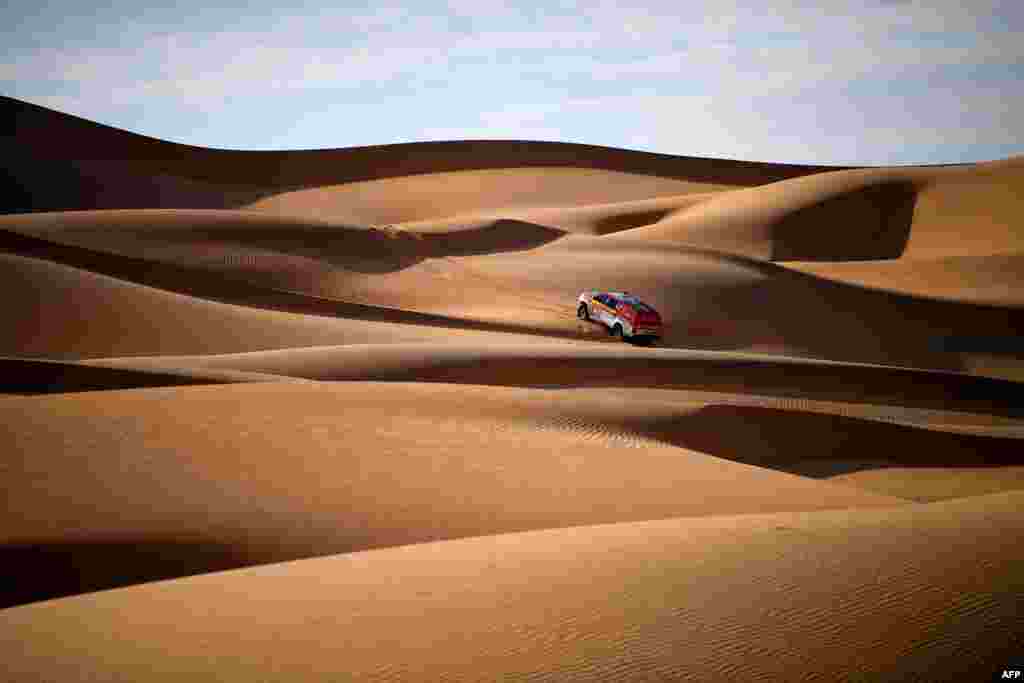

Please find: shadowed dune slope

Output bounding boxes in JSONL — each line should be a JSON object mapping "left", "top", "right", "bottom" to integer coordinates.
{"left": 0, "top": 381, "right": 909, "bottom": 606}
{"left": 0, "top": 357, "right": 303, "bottom": 395}
{"left": 1, "top": 490, "right": 1020, "bottom": 682}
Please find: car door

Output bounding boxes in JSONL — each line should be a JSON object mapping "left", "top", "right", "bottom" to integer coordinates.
{"left": 591, "top": 294, "right": 607, "bottom": 324}
{"left": 598, "top": 295, "right": 617, "bottom": 326}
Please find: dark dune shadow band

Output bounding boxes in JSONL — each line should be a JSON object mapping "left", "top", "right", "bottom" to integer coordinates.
{"left": 0, "top": 539, "right": 265, "bottom": 609}
{"left": 0, "top": 357, "right": 282, "bottom": 394}
{"left": 130, "top": 343, "right": 1024, "bottom": 419}
{"left": 770, "top": 181, "right": 918, "bottom": 261}
{"left": 636, "top": 404, "right": 1024, "bottom": 473}
{"left": 314, "top": 353, "right": 1024, "bottom": 418}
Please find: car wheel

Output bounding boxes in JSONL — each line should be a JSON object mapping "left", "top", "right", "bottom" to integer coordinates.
{"left": 577, "top": 304, "right": 590, "bottom": 321}
{"left": 611, "top": 323, "right": 622, "bottom": 338}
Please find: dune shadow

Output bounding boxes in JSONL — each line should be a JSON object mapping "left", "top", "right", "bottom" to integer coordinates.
{"left": 0, "top": 539, "right": 276, "bottom": 608}
{"left": 770, "top": 181, "right": 917, "bottom": 261}
{"left": 592, "top": 209, "right": 676, "bottom": 235}
{"left": 416, "top": 218, "right": 566, "bottom": 257}
{"left": 648, "top": 404, "right": 1023, "bottom": 478}
{"left": 0, "top": 358, "right": 242, "bottom": 394}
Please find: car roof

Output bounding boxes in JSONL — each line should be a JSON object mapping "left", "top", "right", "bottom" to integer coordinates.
{"left": 585, "top": 290, "right": 650, "bottom": 305}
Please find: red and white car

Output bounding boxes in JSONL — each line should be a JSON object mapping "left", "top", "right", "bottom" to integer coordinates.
{"left": 577, "top": 290, "right": 663, "bottom": 344}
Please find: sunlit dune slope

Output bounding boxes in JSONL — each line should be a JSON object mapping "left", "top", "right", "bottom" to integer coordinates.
{"left": 900, "top": 156, "right": 1024, "bottom": 258}
{"left": 2, "top": 490, "right": 1020, "bottom": 682}
{"left": 0, "top": 251, "right": 567, "bottom": 358}
{"left": 0, "top": 381, "right": 908, "bottom": 606}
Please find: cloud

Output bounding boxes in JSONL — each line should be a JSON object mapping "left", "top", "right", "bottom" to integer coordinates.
{"left": 3, "top": 0, "right": 1021, "bottom": 162}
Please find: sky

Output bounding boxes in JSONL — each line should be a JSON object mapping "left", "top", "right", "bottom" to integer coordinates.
{"left": 3, "top": 0, "right": 1023, "bottom": 165}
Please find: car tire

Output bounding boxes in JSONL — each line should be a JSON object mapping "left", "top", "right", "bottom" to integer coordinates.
{"left": 577, "top": 304, "right": 590, "bottom": 321}
{"left": 611, "top": 323, "right": 622, "bottom": 338}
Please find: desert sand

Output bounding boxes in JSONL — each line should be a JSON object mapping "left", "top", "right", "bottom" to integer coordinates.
{"left": 1, "top": 94, "right": 1022, "bottom": 681}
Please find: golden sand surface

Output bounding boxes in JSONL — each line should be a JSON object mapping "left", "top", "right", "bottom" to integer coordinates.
{"left": 1, "top": 95, "right": 1022, "bottom": 681}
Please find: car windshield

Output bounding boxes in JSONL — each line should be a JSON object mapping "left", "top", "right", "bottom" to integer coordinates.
{"left": 620, "top": 296, "right": 654, "bottom": 312}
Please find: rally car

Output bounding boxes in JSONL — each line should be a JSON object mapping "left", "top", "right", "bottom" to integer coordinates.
{"left": 576, "top": 290, "right": 663, "bottom": 344}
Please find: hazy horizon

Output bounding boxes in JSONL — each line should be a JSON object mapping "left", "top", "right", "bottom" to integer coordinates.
{"left": 3, "top": 1, "right": 1022, "bottom": 165}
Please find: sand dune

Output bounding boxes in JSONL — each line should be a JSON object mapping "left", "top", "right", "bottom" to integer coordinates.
{"left": 616, "top": 159, "right": 1024, "bottom": 261}
{"left": 3, "top": 95, "right": 839, "bottom": 215}
{"left": 0, "top": 248, "right": 589, "bottom": 358}
{"left": 0, "top": 381, "right": 908, "bottom": 606}
{"left": 2, "top": 96, "right": 1023, "bottom": 679}
{"left": 617, "top": 167, "right": 922, "bottom": 259}
{"left": 2, "top": 490, "right": 1021, "bottom": 682}
{"left": 5, "top": 209, "right": 1022, "bottom": 377}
